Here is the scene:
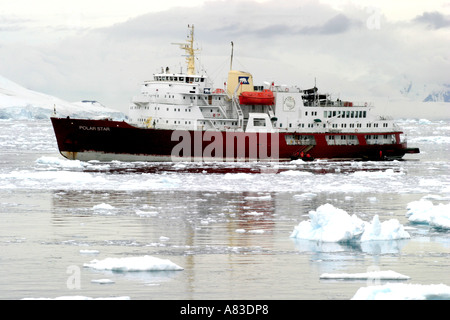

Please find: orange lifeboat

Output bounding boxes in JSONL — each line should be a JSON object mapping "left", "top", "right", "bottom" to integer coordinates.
{"left": 239, "top": 89, "right": 274, "bottom": 105}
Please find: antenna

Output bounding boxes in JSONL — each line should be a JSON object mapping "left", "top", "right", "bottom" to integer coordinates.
{"left": 172, "top": 24, "right": 199, "bottom": 75}
{"left": 230, "top": 41, "right": 234, "bottom": 70}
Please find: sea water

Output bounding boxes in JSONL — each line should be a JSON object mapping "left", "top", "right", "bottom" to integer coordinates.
{"left": 0, "top": 119, "right": 449, "bottom": 300}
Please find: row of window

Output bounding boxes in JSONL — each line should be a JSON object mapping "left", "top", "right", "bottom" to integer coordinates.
{"left": 365, "top": 134, "right": 396, "bottom": 145}
{"left": 135, "top": 118, "right": 194, "bottom": 125}
{"left": 324, "top": 110, "right": 367, "bottom": 119}
{"left": 198, "top": 121, "right": 239, "bottom": 126}
{"left": 285, "top": 135, "right": 316, "bottom": 146}
{"left": 152, "top": 76, "right": 206, "bottom": 83}
{"left": 326, "top": 135, "right": 359, "bottom": 145}
{"left": 365, "top": 134, "right": 395, "bottom": 139}
{"left": 131, "top": 105, "right": 194, "bottom": 112}
{"left": 286, "top": 134, "right": 397, "bottom": 146}
{"left": 279, "top": 122, "right": 390, "bottom": 129}
{"left": 134, "top": 95, "right": 223, "bottom": 102}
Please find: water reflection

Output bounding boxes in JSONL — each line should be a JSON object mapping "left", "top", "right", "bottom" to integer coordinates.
{"left": 291, "top": 238, "right": 410, "bottom": 255}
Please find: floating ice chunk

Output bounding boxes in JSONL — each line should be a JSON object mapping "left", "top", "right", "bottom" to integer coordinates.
{"left": 279, "top": 170, "right": 312, "bottom": 176}
{"left": 79, "top": 249, "right": 99, "bottom": 254}
{"left": 406, "top": 200, "right": 450, "bottom": 229}
{"left": 293, "top": 193, "right": 317, "bottom": 201}
{"left": 235, "top": 229, "right": 246, "bottom": 233}
{"left": 351, "top": 169, "right": 402, "bottom": 178}
{"left": 135, "top": 210, "right": 158, "bottom": 217}
{"left": 92, "top": 203, "right": 115, "bottom": 210}
{"left": 244, "top": 211, "right": 264, "bottom": 216}
{"left": 320, "top": 270, "right": 410, "bottom": 280}
{"left": 248, "top": 230, "right": 265, "bottom": 234}
{"left": 360, "top": 215, "right": 410, "bottom": 241}
{"left": 91, "top": 279, "right": 115, "bottom": 284}
{"left": 352, "top": 283, "right": 450, "bottom": 300}
{"left": 290, "top": 204, "right": 410, "bottom": 242}
{"left": 35, "top": 156, "right": 85, "bottom": 169}
{"left": 406, "top": 200, "right": 434, "bottom": 224}
{"left": 223, "top": 173, "right": 253, "bottom": 180}
{"left": 244, "top": 195, "right": 271, "bottom": 201}
{"left": 290, "top": 204, "right": 365, "bottom": 242}
{"left": 84, "top": 255, "right": 184, "bottom": 272}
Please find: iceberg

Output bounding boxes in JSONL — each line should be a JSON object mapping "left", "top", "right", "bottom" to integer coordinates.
{"left": 290, "top": 204, "right": 410, "bottom": 242}
{"left": 352, "top": 283, "right": 450, "bottom": 300}
{"left": 406, "top": 200, "right": 450, "bottom": 229}
{"left": 290, "top": 204, "right": 365, "bottom": 242}
{"left": 83, "top": 255, "right": 184, "bottom": 272}
{"left": 360, "top": 215, "right": 410, "bottom": 241}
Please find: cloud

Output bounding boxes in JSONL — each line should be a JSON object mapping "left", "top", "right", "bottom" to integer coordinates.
{"left": 0, "top": 0, "right": 448, "bottom": 113}
{"left": 299, "top": 14, "right": 356, "bottom": 35}
{"left": 413, "top": 11, "right": 450, "bottom": 29}
{"left": 0, "top": 15, "right": 31, "bottom": 31}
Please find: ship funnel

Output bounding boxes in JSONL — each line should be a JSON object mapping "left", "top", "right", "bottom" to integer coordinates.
{"left": 227, "top": 70, "right": 254, "bottom": 97}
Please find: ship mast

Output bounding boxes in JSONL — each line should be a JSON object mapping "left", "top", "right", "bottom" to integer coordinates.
{"left": 230, "top": 41, "right": 234, "bottom": 70}
{"left": 172, "top": 24, "right": 199, "bottom": 75}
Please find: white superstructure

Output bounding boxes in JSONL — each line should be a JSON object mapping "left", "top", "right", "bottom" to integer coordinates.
{"left": 128, "top": 25, "right": 399, "bottom": 143}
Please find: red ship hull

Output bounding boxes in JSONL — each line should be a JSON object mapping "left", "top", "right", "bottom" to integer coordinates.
{"left": 51, "top": 117, "right": 419, "bottom": 162}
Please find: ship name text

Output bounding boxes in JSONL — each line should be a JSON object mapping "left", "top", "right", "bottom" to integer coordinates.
{"left": 79, "top": 125, "right": 111, "bottom": 132}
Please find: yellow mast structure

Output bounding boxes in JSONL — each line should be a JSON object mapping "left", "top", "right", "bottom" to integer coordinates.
{"left": 172, "top": 24, "right": 199, "bottom": 75}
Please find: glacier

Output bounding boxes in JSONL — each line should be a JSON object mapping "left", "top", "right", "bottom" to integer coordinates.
{"left": 0, "top": 75, "right": 126, "bottom": 120}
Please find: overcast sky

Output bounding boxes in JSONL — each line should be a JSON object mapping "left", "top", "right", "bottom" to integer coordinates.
{"left": 0, "top": 0, "right": 448, "bottom": 113}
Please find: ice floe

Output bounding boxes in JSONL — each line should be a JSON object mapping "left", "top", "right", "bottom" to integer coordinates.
{"left": 406, "top": 199, "right": 450, "bottom": 229}
{"left": 290, "top": 204, "right": 410, "bottom": 242}
{"left": 91, "top": 279, "right": 115, "bottom": 284}
{"left": 83, "top": 255, "right": 184, "bottom": 272}
{"left": 79, "top": 249, "right": 100, "bottom": 255}
{"left": 352, "top": 283, "right": 450, "bottom": 300}
{"left": 320, "top": 270, "right": 410, "bottom": 280}
{"left": 0, "top": 155, "right": 440, "bottom": 196}
{"left": 92, "top": 203, "right": 116, "bottom": 211}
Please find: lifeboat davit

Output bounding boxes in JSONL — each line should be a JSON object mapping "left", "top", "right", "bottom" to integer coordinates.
{"left": 239, "top": 89, "right": 274, "bottom": 105}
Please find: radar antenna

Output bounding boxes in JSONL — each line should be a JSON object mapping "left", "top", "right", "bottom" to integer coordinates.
{"left": 172, "top": 24, "right": 200, "bottom": 75}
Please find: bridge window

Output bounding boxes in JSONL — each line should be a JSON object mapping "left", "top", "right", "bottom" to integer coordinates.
{"left": 253, "top": 118, "right": 267, "bottom": 127}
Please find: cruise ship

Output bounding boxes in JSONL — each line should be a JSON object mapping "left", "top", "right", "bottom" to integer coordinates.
{"left": 51, "top": 25, "right": 419, "bottom": 162}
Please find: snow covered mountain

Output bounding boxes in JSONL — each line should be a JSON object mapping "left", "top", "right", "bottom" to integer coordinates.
{"left": 0, "top": 75, "right": 126, "bottom": 120}
{"left": 423, "top": 84, "right": 450, "bottom": 103}
{"left": 400, "top": 81, "right": 450, "bottom": 103}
